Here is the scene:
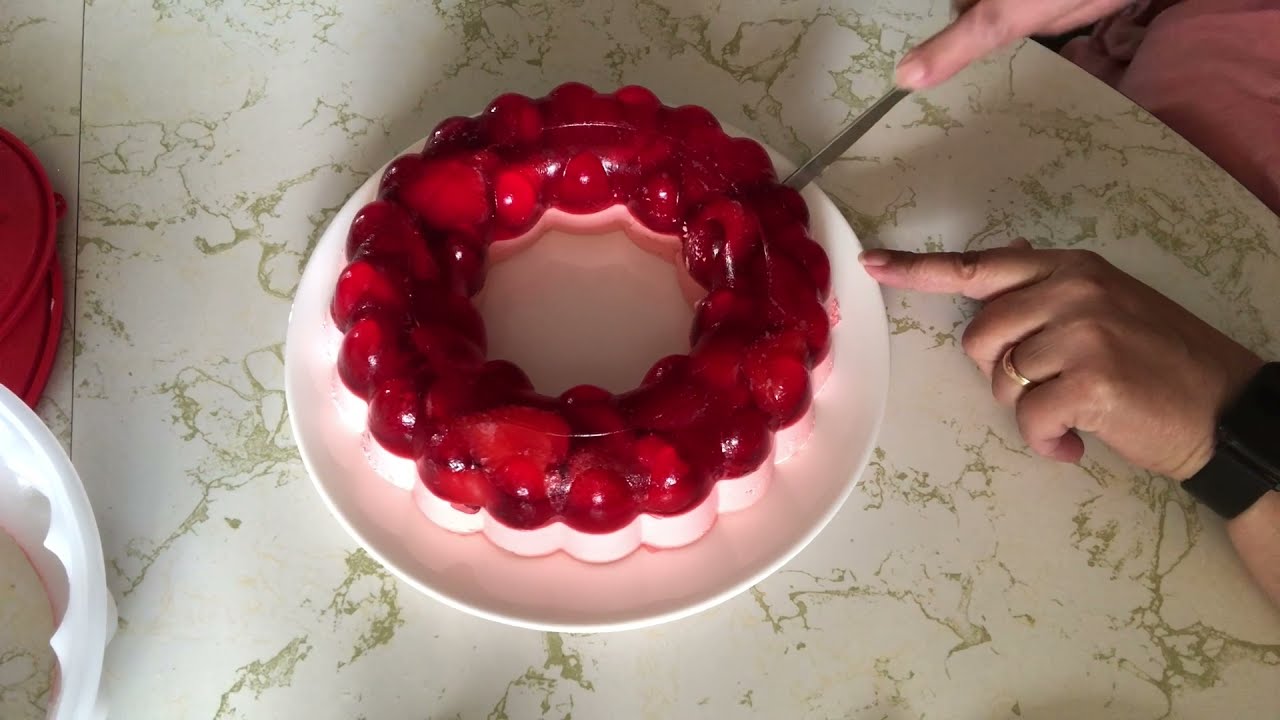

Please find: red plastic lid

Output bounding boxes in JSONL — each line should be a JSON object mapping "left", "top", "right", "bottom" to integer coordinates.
{"left": 0, "top": 260, "right": 63, "bottom": 408}
{"left": 0, "top": 126, "right": 57, "bottom": 338}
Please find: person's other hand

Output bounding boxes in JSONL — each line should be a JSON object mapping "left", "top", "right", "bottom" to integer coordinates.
{"left": 861, "top": 242, "right": 1264, "bottom": 479}
{"left": 895, "top": 0, "right": 1130, "bottom": 89}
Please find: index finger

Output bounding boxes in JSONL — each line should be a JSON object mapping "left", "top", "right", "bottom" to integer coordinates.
{"left": 859, "top": 247, "right": 1062, "bottom": 301}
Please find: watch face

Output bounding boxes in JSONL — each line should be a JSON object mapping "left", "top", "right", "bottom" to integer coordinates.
{"left": 1222, "top": 362, "right": 1280, "bottom": 481}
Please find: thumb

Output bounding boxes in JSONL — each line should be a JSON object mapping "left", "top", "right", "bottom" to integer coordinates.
{"left": 896, "top": 0, "right": 1049, "bottom": 89}
{"left": 1042, "top": 430, "right": 1087, "bottom": 463}
{"left": 859, "top": 246, "right": 1060, "bottom": 300}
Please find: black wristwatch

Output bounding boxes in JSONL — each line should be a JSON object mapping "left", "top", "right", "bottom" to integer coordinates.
{"left": 1181, "top": 362, "right": 1280, "bottom": 519}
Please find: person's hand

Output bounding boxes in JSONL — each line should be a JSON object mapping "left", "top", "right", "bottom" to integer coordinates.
{"left": 895, "top": 0, "right": 1130, "bottom": 89}
{"left": 860, "top": 242, "right": 1264, "bottom": 480}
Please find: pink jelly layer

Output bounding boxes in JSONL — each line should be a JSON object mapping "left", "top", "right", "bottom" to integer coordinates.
{"left": 326, "top": 207, "right": 837, "bottom": 563}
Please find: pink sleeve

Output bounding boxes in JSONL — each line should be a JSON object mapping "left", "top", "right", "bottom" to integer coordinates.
{"left": 1063, "top": 0, "right": 1280, "bottom": 214}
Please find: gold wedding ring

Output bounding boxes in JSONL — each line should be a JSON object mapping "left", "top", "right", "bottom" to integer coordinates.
{"left": 1001, "top": 345, "right": 1034, "bottom": 388}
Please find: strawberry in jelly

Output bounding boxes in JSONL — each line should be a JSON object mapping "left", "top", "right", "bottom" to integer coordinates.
{"left": 482, "top": 93, "right": 544, "bottom": 149}
{"left": 683, "top": 406, "right": 772, "bottom": 481}
{"left": 564, "top": 447, "right": 639, "bottom": 533}
{"left": 690, "top": 289, "right": 760, "bottom": 345}
{"left": 552, "top": 151, "right": 612, "bottom": 213}
{"left": 631, "top": 172, "right": 682, "bottom": 233}
{"left": 401, "top": 157, "right": 492, "bottom": 232}
{"left": 331, "top": 259, "right": 411, "bottom": 333}
{"left": 423, "top": 116, "right": 481, "bottom": 158}
{"left": 493, "top": 165, "right": 544, "bottom": 234}
{"left": 632, "top": 435, "right": 704, "bottom": 514}
{"left": 378, "top": 155, "right": 428, "bottom": 201}
{"left": 338, "top": 314, "right": 411, "bottom": 399}
{"left": 438, "top": 234, "right": 487, "bottom": 297}
{"left": 368, "top": 378, "right": 425, "bottom": 457}
{"left": 683, "top": 199, "right": 762, "bottom": 289}
{"left": 768, "top": 221, "right": 832, "bottom": 301}
{"left": 745, "top": 332, "right": 813, "bottom": 429}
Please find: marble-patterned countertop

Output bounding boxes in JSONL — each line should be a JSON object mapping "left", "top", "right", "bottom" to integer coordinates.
{"left": 2, "top": 1, "right": 1278, "bottom": 718}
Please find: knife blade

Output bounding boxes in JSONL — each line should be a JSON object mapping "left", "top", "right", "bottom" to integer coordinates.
{"left": 783, "top": 87, "right": 910, "bottom": 190}
{"left": 781, "top": 0, "right": 980, "bottom": 190}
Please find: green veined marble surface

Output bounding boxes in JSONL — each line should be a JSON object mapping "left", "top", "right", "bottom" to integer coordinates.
{"left": 0, "top": 1, "right": 1277, "bottom": 718}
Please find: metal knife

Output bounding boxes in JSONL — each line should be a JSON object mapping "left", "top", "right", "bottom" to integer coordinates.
{"left": 781, "top": 0, "right": 982, "bottom": 189}
{"left": 783, "top": 87, "right": 910, "bottom": 190}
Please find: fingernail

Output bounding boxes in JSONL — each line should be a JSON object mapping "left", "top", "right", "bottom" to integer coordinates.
{"left": 895, "top": 56, "right": 926, "bottom": 88}
{"left": 859, "top": 249, "right": 891, "bottom": 267}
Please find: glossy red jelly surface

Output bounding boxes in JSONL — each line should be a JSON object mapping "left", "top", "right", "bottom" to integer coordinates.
{"left": 332, "top": 83, "right": 833, "bottom": 534}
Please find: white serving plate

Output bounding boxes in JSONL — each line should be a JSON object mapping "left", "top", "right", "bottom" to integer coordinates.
{"left": 0, "top": 385, "right": 115, "bottom": 718}
{"left": 285, "top": 125, "right": 890, "bottom": 632}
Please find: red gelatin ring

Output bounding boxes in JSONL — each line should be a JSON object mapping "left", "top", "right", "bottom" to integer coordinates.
{"left": 332, "top": 83, "right": 833, "bottom": 534}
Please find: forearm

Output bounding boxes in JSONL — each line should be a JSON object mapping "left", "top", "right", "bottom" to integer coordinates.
{"left": 1226, "top": 491, "right": 1280, "bottom": 607}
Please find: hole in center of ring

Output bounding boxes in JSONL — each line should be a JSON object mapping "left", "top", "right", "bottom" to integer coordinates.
{"left": 475, "top": 208, "right": 697, "bottom": 396}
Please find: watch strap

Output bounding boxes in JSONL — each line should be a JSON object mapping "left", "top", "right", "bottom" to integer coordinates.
{"left": 1181, "top": 443, "right": 1276, "bottom": 519}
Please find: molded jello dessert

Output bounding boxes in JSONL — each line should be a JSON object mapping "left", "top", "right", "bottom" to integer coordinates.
{"left": 327, "top": 83, "right": 837, "bottom": 563}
